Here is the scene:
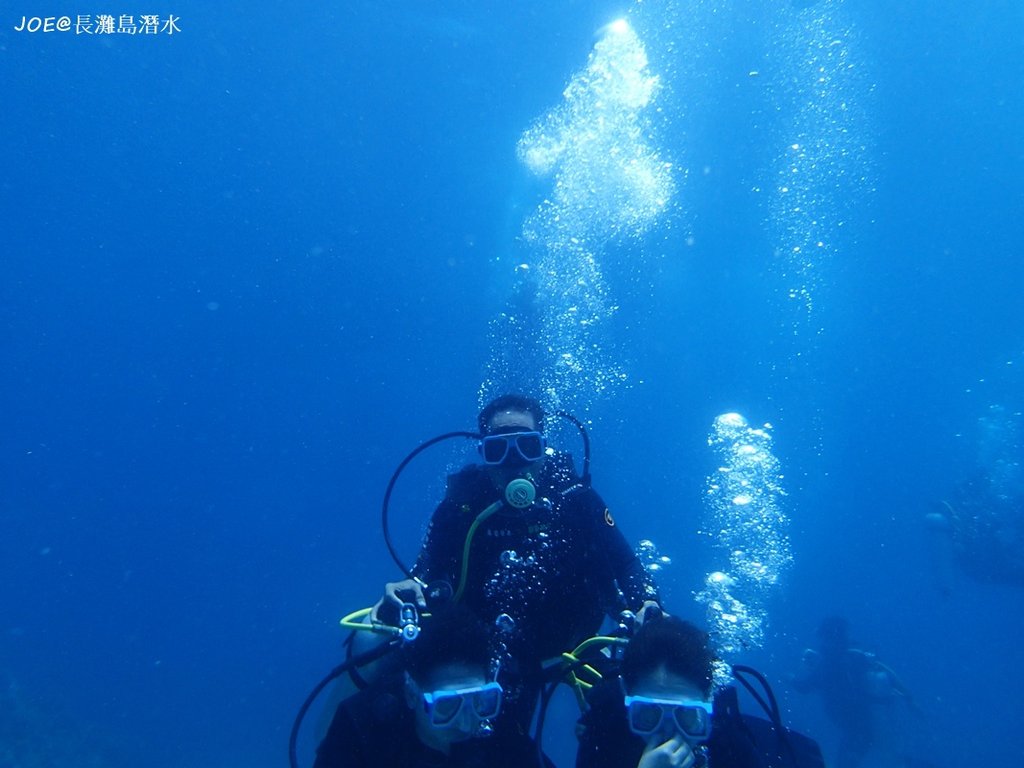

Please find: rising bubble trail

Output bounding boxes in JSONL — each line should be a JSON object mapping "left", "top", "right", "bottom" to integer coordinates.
{"left": 697, "top": 413, "right": 792, "bottom": 661}
{"left": 482, "top": 19, "right": 674, "bottom": 415}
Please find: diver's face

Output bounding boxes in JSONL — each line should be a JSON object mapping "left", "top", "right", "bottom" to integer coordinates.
{"left": 408, "top": 662, "right": 492, "bottom": 751}
{"left": 628, "top": 666, "right": 708, "bottom": 743}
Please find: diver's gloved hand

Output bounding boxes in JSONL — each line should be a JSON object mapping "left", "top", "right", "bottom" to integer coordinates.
{"left": 371, "top": 578, "right": 427, "bottom": 623}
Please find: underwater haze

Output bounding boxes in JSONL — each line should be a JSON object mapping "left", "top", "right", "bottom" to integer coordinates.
{"left": 2, "top": 1, "right": 1023, "bottom": 767}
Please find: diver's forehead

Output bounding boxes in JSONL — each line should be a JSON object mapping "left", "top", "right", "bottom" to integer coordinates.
{"left": 419, "top": 661, "right": 488, "bottom": 691}
{"left": 487, "top": 409, "right": 537, "bottom": 432}
{"left": 630, "top": 666, "right": 706, "bottom": 701}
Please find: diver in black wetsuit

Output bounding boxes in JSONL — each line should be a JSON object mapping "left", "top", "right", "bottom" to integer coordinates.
{"left": 376, "top": 394, "right": 661, "bottom": 732}
{"left": 315, "top": 604, "right": 553, "bottom": 768}
{"left": 576, "top": 616, "right": 823, "bottom": 768}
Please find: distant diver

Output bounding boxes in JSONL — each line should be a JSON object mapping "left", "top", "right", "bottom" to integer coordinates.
{"left": 792, "top": 617, "right": 916, "bottom": 768}
{"left": 926, "top": 471, "right": 1024, "bottom": 593}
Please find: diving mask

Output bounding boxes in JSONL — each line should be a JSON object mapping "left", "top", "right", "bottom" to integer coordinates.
{"left": 420, "top": 681, "right": 503, "bottom": 729}
{"left": 479, "top": 430, "right": 546, "bottom": 466}
{"left": 624, "top": 694, "right": 713, "bottom": 743}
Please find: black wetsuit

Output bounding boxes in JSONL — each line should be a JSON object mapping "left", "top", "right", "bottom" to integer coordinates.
{"left": 577, "top": 680, "right": 823, "bottom": 768}
{"left": 314, "top": 680, "right": 553, "bottom": 768}
{"left": 412, "top": 453, "right": 658, "bottom": 724}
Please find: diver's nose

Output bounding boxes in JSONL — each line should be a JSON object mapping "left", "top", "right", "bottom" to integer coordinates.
{"left": 455, "top": 706, "right": 477, "bottom": 734}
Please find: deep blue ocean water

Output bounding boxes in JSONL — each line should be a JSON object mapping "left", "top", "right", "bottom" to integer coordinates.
{"left": 3, "top": 1, "right": 1023, "bottom": 766}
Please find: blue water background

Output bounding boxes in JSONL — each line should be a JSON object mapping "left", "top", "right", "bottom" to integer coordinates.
{"left": 2, "top": 1, "right": 1022, "bottom": 766}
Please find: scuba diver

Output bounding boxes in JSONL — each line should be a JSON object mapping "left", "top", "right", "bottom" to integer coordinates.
{"left": 925, "top": 471, "right": 1024, "bottom": 593}
{"left": 791, "top": 617, "right": 915, "bottom": 768}
{"left": 925, "top": 403, "right": 1024, "bottom": 593}
{"left": 575, "top": 615, "right": 824, "bottom": 768}
{"left": 374, "top": 393, "right": 661, "bottom": 734}
{"left": 314, "top": 603, "right": 554, "bottom": 767}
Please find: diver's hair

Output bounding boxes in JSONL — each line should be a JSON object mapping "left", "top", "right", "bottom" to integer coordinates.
{"left": 621, "top": 616, "right": 715, "bottom": 698}
{"left": 402, "top": 604, "right": 491, "bottom": 685}
{"left": 478, "top": 394, "right": 546, "bottom": 434}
